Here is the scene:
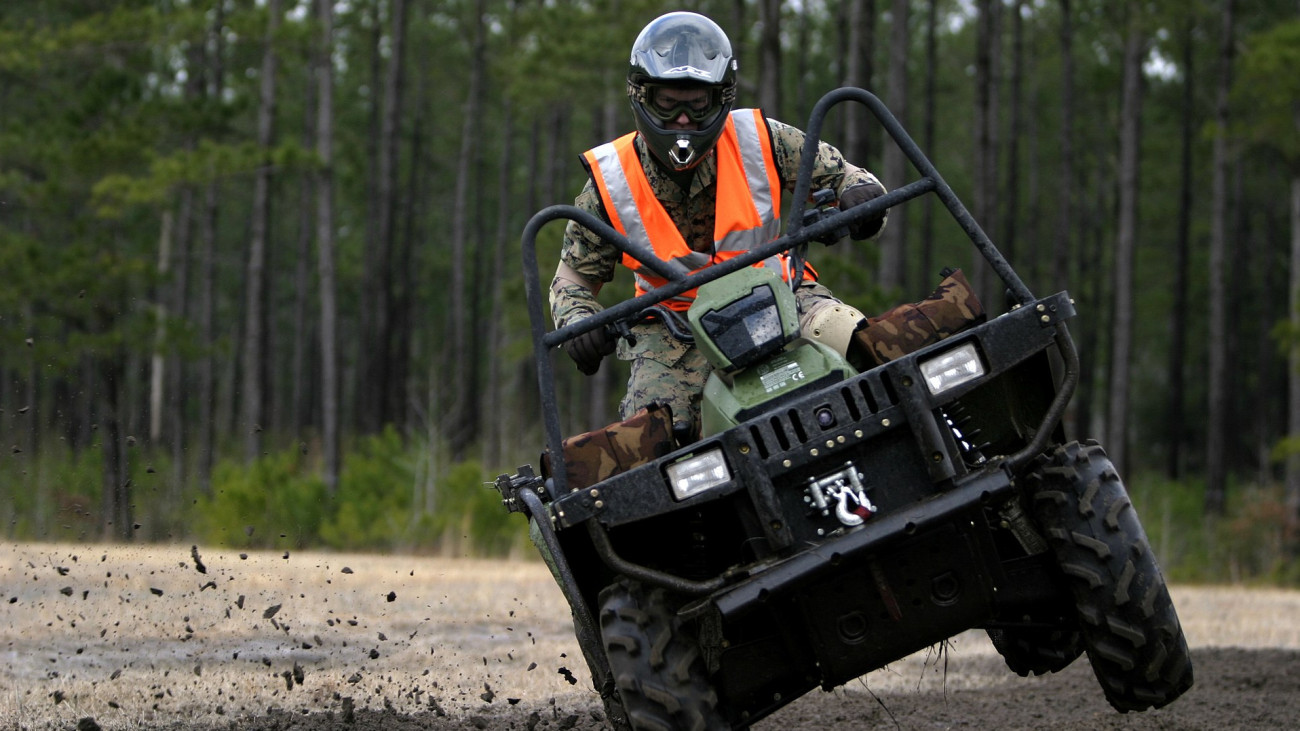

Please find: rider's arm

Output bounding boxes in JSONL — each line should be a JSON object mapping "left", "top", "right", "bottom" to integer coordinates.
{"left": 550, "top": 179, "right": 619, "bottom": 329}
{"left": 767, "top": 119, "right": 888, "bottom": 239}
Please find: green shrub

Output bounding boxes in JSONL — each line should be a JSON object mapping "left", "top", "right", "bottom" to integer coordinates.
{"left": 319, "top": 426, "right": 417, "bottom": 551}
{"left": 193, "top": 449, "right": 328, "bottom": 549}
{"left": 1127, "top": 473, "right": 1298, "bottom": 586}
{"left": 0, "top": 443, "right": 102, "bottom": 541}
{"left": 1126, "top": 474, "right": 1211, "bottom": 583}
{"left": 186, "top": 429, "right": 525, "bottom": 555}
{"left": 420, "top": 460, "right": 526, "bottom": 556}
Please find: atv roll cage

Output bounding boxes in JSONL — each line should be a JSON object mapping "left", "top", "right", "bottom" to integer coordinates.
{"left": 519, "top": 87, "right": 1078, "bottom": 497}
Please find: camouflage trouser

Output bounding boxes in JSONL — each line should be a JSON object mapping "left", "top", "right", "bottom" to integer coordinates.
{"left": 848, "top": 268, "right": 985, "bottom": 369}
{"left": 617, "top": 282, "right": 840, "bottom": 432}
{"left": 616, "top": 319, "right": 708, "bottom": 429}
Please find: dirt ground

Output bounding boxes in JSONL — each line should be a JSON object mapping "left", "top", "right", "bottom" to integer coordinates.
{"left": 3, "top": 543, "right": 1298, "bottom": 731}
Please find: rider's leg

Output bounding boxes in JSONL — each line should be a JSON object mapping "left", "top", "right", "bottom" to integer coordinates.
{"left": 615, "top": 320, "right": 711, "bottom": 438}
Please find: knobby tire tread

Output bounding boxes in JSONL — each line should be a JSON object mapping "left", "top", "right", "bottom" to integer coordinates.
{"left": 600, "top": 580, "right": 729, "bottom": 731}
{"left": 1027, "top": 440, "right": 1194, "bottom": 712}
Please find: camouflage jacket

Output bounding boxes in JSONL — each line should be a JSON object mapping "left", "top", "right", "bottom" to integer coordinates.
{"left": 549, "top": 117, "right": 888, "bottom": 329}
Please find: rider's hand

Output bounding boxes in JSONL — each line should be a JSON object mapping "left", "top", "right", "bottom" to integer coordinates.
{"left": 562, "top": 324, "right": 616, "bottom": 375}
{"left": 839, "top": 182, "right": 888, "bottom": 240}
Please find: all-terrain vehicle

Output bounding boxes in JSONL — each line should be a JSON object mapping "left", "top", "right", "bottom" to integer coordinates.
{"left": 494, "top": 88, "right": 1193, "bottom": 729}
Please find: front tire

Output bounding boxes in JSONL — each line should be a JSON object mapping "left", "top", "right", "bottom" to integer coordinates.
{"left": 599, "top": 580, "right": 728, "bottom": 731}
{"left": 1026, "top": 441, "right": 1194, "bottom": 712}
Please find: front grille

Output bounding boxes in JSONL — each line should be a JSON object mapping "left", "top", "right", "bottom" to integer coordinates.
{"left": 746, "top": 371, "right": 899, "bottom": 459}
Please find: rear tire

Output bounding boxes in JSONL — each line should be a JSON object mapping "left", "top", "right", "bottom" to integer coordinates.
{"left": 1026, "top": 441, "right": 1194, "bottom": 712}
{"left": 987, "top": 625, "right": 1083, "bottom": 677}
{"left": 599, "top": 580, "right": 728, "bottom": 731}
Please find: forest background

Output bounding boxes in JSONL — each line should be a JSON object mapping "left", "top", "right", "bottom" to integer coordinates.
{"left": 1, "top": 0, "right": 1298, "bottom": 585}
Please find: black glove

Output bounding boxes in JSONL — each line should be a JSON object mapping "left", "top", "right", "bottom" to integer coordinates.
{"left": 562, "top": 325, "right": 616, "bottom": 375}
{"left": 839, "top": 182, "right": 888, "bottom": 240}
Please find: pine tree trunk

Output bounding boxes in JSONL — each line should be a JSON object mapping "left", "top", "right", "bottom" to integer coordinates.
{"left": 391, "top": 86, "right": 423, "bottom": 437}
{"left": 920, "top": 0, "right": 937, "bottom": 286}
{"left": 1166, "top": 24, "right": 1194, "bottom": 480}
{"left": 292, "top": 0, "right": 320, "bottom": 440}
{"left": 841, "top": 0, "right": 868, "bottom": 163}
{"left": 197, "top": 1, "right": 226, "bottom": 495}
{"left": 1287, "top": 173, "right": 1300, "bottom": 554}
{"left": 168, "top": 41, "right": 203, "bottom": 492}
{"left": 1255, "top": 181, "right": 1281, "bottom": 484}
{"left": 150, "top": 211, "right": 172, "bottom": 443}
{"left": 379, "top": 0, "right": 409, "bottom": 430}
{"left": 793, "top": 6, "right": 811, "bottom": 117}
{"left": 484, "top": 98, "right": 515, "bottom": 468}
{"left": 879, "top": 0, "right": 908, "bottom": 293}
{"left": 449, "top": 0, "right": 486, "bottom": 459}
{"left": 168, "top": 186, "right": 193, "bottom": 492}
{"left": 1054, "top": 0, "right": 1075, "bottom": 292}
{"left": 757, "top": 0, "right": 782, "bottom": 117}
{"left": 842, "top": 0, "right": 877, "bottom": 274}
{"left": 99, "top": 350, "right": 131, "bottom": 541}
{"left": 242, "top": 0, "right": 282, "bottom": 461}
{"left": 1024, "top": 73, "right": 1042, "bottom": 287}
{"left": 357, "top": 1, "right": 384, "bottom": 434}
{"left": 1074, "top": 158, "right": 1107, "bottom": 443}
{"left": 1206, "top": 0, "right": 1236, "bottom": 515}
{"left": 1001, "top": 0, "right": 1024, "bottom": 266}
{"left": 972, "top": 0, "right": 998, "bottom": 305}
{"left": 1107, "top": 24, "right": 1145, "bottom": 476}
{"left": 316, "top": 0, "right": 340, "bottom": 495}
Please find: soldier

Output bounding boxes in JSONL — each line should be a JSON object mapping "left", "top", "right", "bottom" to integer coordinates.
{"left": 551, "top": 11, "right": 888, "bottom": 441}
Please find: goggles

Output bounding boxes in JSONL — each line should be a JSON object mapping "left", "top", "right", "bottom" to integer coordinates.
{"left": 639, "top": 84, "right": 727, "bottom": 125}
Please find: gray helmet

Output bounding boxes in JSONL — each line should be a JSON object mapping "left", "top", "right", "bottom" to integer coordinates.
{"left": 627, "top": 12, "right": 738, "bottom": 172}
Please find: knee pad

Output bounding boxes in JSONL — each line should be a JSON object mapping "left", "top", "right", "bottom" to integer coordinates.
{"left": 800, "top": 301, "right": 867, "bottom": 358}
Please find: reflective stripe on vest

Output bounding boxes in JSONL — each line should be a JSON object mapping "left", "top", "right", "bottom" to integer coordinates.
{"left": 583, "top": 109, "right": 806, "bottom": 310}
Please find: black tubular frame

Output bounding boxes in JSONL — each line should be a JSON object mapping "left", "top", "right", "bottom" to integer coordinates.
{"left": 520, "top": 87, "right": 1053, "bottom": 500}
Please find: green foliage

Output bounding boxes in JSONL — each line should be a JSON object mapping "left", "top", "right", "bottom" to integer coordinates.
{"left": 501, "top": 0, "right": 662, "bottom": 112}
{"left": 0, "top": 443, "right": 103, "bottom": 542}
{"left": 194, "top": 449, "right": 330, "bottom": 549}
{"left": 92, "top": 139, "right": 317, "bottom": 218}
{"left": 1128, "top": 473, "right": 1299, "bottom": 586}
{"left": 1232, "top": 19, "right": 1300, "bottom": 168}
{"left": 319, "top": 427, "right": 416, "bottom": 550}
{"left": 188, "top": 431, "right": 524, "bottom": 556}
{"left": 415, "top": 460, "right": 523, "bottom": 557}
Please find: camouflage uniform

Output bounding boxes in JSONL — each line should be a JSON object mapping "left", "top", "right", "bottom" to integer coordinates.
{"left": 550, "top": 118, "right": 887, "bottom": 431}
{"left": 849, "top": 268, "right": 986, "bottom": 370}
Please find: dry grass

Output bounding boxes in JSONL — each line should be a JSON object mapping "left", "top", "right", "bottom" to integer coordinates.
{"left": 3, "top": 543, "right": 1299, "bottom": 730}
{"left": 1, "top": 543, "right": 586, "bottom": 730}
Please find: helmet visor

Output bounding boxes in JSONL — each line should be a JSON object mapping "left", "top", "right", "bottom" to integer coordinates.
{"left": 642, "top": 84, "right": 726, "bottom": 126}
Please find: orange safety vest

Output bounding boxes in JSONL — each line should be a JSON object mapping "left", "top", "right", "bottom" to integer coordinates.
{"left": 582, "top": 109, "right": 813, "bottom": 311}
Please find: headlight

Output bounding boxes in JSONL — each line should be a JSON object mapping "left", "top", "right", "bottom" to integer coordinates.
{"left": 665, "top": 449, "right": 731, "bottom": 500}
{"left": 919, "top": 342, "right": 985, "bottom": 396}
